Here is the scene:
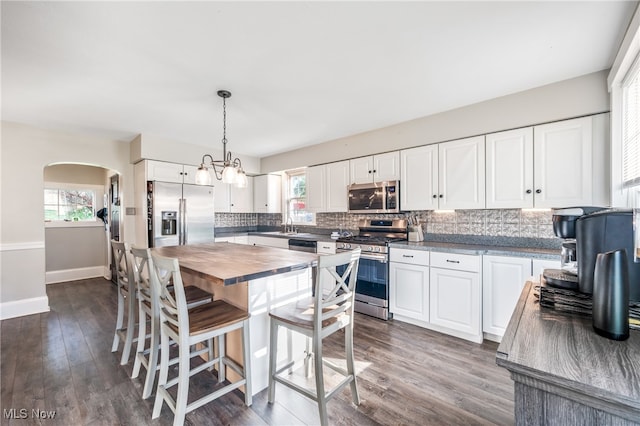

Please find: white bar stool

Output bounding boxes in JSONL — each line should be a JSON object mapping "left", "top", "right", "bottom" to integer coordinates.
{"left": 267, "top": 248, "right": 362, "bottom": 426}
{"left": 150, "top": 253, "right": 252, "bottom": 426}
{"left": 111, "top": 240, "right": 137, "bottom": 365}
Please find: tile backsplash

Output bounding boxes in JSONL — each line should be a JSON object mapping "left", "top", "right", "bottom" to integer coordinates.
{"left": 216, "top": 209, "right": 556, "bottom": 240}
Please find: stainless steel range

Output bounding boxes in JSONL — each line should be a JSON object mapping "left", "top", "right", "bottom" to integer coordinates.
{"left": 336, "top": 218, "right": 408, "bottom": 320}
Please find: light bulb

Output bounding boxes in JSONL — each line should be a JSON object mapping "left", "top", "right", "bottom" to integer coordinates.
{"left": 221, "top": 165, "right": 237, "bottom": 184}
{"left": 195, "top": 166, "right": 212, "bottom": 185}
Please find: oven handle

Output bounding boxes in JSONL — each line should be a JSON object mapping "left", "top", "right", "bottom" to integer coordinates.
{"left": 338, "top": 249, "right": 387, "bottom": 263}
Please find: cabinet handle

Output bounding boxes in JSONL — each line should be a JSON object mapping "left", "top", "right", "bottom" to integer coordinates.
{"left": 402, "top": 254, "right": 414, "bottom": 258}
{"left": 526, "top": 189, "right": 532, "bottom": 194}
{"left": 432, "top": 194, "right": 437, "bottom": 199}
{"left": 535, "top": 189, "right": 542, "bottom": 194}
{"left": 373, "top": 169, "right": 377, "bottom": 173}
{"left": 322, "top": 246, "right": 330, "bottom": 249}
{"left": 368, "top": 170, "right": 372, "bottom": 174}
{"left": 439, "top": 194, "right": 443, "bottom": 198}
{"left": 446, "top": 259, "right": 460, "bottom": 264}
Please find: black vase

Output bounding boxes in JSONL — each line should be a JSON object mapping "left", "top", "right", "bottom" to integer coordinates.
{"left": 592, "top": 249, "right": 630, "bottom": 341}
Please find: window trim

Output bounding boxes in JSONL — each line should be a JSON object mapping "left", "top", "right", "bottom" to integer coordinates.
{"left": 284, "top": 169, "right": 316, "bottom": 226}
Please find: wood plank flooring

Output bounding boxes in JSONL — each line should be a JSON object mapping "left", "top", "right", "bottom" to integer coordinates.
{"left": 1, "top": 278, "right": 514, "bottom": 425}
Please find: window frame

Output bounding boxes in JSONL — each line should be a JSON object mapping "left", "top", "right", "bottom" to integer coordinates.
{"left": 284, "top": 169, "right": 316, "bottom": 226}
{"left": 44, "top": 182, "right": 105, "bottom": 228}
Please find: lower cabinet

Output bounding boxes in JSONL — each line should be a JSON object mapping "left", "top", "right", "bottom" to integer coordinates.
{"left": 248, "top": 235, "right": 289, "bottom": 249}
{"left": 429, "top": 252, "right": 482, "bottom": 343}
{"left": 482, "top": 255, "right": 531, "bottom": 340}
{"left": 389, "top": 262, "right": 430, "bottom": 324}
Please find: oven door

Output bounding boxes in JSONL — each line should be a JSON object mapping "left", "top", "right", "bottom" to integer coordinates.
{"left": 337, "top": 251, "right": 389, "bottom": 318}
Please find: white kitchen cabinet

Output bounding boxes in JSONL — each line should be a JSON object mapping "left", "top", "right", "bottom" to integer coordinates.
{"left": 248, "top": 235, "right": 289, "bottom": 249}
{"left": 215, "top": 235, "right": 250, "bottom": 245}
{"left": 482, "top": 255, "right": 531, "bottom": 340}
{"left": 307, "top": 161, "right": 350, "bottom": 213}
{"left": 429, "top": 251, "right": 482, "bottom": 343}
{"left": 213, "top": 181, "right": 231, "bottom": 213}
{"left": 253, "top": 174, "right": 281, "bottom": 213}
{"left": 533, "top": 116, "right": 593, "bottom": 208}
{"left": 316, "top": 241, "right": 336, "bottom": 255}
{"left": 349, "top": 151, "right": 400, "bottom": 184}
{"left": 146, "top": 160, "right": 198, "bottom": 184}
{"left": 229, "top": 177, "right": 254, "bottom": 213}
{"left": 389, "top": 248, "right": 430, "bottom": 325}
{"left": 400, "top": 145, "right": 439, "bottom": 211}
{"left": 437, "top": 136, "right": 485, "bottom": 210}
{"left": 486, "top": 128, "right": 534, "bottom": 209}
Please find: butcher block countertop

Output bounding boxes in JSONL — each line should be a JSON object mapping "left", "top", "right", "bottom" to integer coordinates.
{"left": 152, "top": 242, "right": 318, "bottom": 286}
{"left": 497, "top": 281, "right": 640, "bottom": 423}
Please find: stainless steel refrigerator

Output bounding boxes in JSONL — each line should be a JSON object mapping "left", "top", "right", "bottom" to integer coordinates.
{"left": 148, "top": 181, "right": 214, "bottom": 247}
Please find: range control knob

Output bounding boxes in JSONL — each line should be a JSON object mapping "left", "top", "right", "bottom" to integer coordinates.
{"left": 345, "top": 243, "right": 351, "bottom": 249}
{"left": 367, "top": 246, "right": 373, "bottom": 252}
{"left": 374, "top": 246, "right": 381, "bottom": 253}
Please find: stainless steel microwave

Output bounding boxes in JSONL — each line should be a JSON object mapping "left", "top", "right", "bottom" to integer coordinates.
{"left": 348, "top": 181, "right": 399, "bottom": 214}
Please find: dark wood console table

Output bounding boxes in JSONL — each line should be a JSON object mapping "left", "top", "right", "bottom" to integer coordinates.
{"left": 497, "top": 281, "right": 640, "bottom": 425}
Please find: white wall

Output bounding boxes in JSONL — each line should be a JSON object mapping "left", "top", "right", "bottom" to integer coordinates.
{"left": 260, "top": 70, "right": 610, "bottom": 172}
{"left": 0, "top": 122, "right": 132, "bottom": 319}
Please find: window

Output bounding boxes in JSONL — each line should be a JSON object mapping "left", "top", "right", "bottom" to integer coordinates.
{"left": 285, "top": 169, "right": 315, "bottom": 225}
{"left": 623, "top": 55, "right": 640, "bottom": 189}
{"left": 44, "top": 186, "right": 97, "bottom": 222}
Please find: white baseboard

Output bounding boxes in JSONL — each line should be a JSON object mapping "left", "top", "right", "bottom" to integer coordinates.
{"left": 0, "top": 296, "right": 50, "bottom": 320}
{"left": 46, "top": 266, "right": 105, "bottom": 284}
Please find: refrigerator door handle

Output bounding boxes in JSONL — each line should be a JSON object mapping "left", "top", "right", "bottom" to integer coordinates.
{"left": 180, "top": 198, "right": 188, "bottom": 245}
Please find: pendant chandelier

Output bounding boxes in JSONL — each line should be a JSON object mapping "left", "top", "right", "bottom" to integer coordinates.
{"left": 195, "top": 90, "right": 248, "bottom": 188}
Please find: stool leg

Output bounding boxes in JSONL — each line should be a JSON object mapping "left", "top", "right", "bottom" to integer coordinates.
{"left": 346, "top": 321, "right": 360, "bottom": 405}
{"left": 242, "top": 319, "right": 252, "bottom": 406}
{"left": 267, "top": 319, "right": 278, "bottom": 403}
{"left": 131, "top": 304, "right": 147, "bottom": 379}
{"left": 152, "top": 328, "right": 170, "bottom": 419}
{"left": 112, "top": 289, "right": 124, "bottom": 352}
{"left": 313, "top": 335, "right": 328, "bottom": 426}
{"left": 217, "top": 335, "right": 226, "bottom": 383}
{"left": 173, "top": 338, "right": 190, "bottom": 426}
{"left": 142, "top": 312, "right": 160, "bottom": 399}
{"left": 120, "top": 293, "right": 136, "bottom": 365}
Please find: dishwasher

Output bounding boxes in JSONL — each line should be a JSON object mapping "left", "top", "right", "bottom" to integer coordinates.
{"left": 288, "top": 239, "right": 317, "bottom": 253}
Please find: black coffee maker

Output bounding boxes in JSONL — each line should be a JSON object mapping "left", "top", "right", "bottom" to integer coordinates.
{"left": 576, "top": 209, "right": 640, "bottom": 302}
{"left": 543, "top": 207, "right": 603, "bottom": 289}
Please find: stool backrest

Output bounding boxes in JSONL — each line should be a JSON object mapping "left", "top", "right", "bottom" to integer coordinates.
{"left": 150, "top": 253, "right": 189, "bottom": 335}
{"left": 111, "top": 240, "right": 133, "bottom": 293}
{"left": 314, "top": 248, "right": 361, "bottom": 335}
{"left": 130, "top": 247, "right": 155, "bottom": 309}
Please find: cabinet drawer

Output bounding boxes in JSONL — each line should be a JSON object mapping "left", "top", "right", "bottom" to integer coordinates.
{"left": 390, "top": 248, "right": 429, "bottom": 266}
{"left": 430, "top": 251, "right": 480, "bottom": 272}
{"left": 317, "top": 242, "right": 336, "bottom": 254}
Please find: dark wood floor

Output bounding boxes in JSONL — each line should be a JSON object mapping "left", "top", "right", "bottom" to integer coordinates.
{"left": 1, "top": 278, "right": 514, "bottom": 425}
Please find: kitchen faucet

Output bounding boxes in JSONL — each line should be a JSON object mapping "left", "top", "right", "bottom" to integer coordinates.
{"left": 285, "top": 216, "right": 294, "bottom": 233}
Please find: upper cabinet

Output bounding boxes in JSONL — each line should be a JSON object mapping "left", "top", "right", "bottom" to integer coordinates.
{"left": 146, "top": 160, "right": 198, "bottom": 185}
{"left": 400, "top": 145, "right": 439, "bottom": 211}
{"left": 486, "top": 128, "right": 534, "bottom": 209}
{"left": 438, "top": 136, "right": 486, "bottom": 210}
{"left": 486, "top": 115, "right": 608, "bottom": 209}
{"left": 215, "top": 177, "right": 254, "bottom": 213}
{"left": 253, "top": 174, "right": 282, "bottom": 213}
{"left": 307, "top": 160, "right": 350, "bottom": 213}
{"left": 349, "top": 151, "right": 400, "bottom": 184}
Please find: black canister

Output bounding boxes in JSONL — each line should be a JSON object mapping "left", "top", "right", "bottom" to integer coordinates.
{"left": 592, "top": 249, "right": 630, "bottom": 341}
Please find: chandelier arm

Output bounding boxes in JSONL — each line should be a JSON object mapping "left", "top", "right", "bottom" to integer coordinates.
{"left": 201, "top": 153, "right": 215, "bottom": 166}
{"left": 210, "top": 162, "right": 225, "bottom": 181}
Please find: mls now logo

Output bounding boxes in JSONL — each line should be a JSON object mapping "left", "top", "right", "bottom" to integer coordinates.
{"left": 4, "top": 408, "right": 56, "bottom": 419}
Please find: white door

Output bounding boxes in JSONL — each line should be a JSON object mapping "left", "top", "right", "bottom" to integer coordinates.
{"left": 306, "top": 165, "right": 326, "bottom": 212}
{"left": 430, "top": 267, "right": 481, "bottom": 337}
{"left": 486, "top": 128, "right": 534, "bottom": 209}
{"left": 438, "top": 136, "right": 486, "bottom": 210}
{"left": 181, "top": 164, "right": 198, "bottom": 185}
{"left": 325, "top": 161, "right": 350, "bottom": 212}
{"left": 229, "top": 177, "right": 253, "bottom": 212}
{"left": 389, "top": 262, "right": 430, "bottom": 322}
{"left": 401, "top": 145, "right": 439, "bottom": 210}
{"left": 533, "top": 116, "right": 593, "bottom": 208}
{"left": 482, "top": 256, "right": 531, "bottom": 337}
{"left": 373, "top": 151, "right": 400, "bottom": 182}
{"left": 349, "top": 156, "right": 374, "bottom": 184}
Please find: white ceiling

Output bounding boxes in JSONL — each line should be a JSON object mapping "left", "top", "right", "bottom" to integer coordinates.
{"left": 1, "top": 1, "right": 637, "bottom": 158}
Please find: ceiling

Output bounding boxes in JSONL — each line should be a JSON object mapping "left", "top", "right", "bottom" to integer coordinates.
{"left": 1, "top": 1, "right": 637, "bottom": 158}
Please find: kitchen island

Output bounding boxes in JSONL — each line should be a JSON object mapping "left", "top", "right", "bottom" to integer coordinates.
{"left": 152, "top": 242, "right": 318, "bottom": 395}
{"left": 497, "top": 282, "right": 640, "bottom": 425}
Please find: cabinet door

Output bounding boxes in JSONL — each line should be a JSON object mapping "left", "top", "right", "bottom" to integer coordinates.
{"left": 306, "top": 165, "right": 326, "bottom": 212}
{"left": 349, "top": 156, "right": 374, "bottom": 184}
{"left": 533, "top": 116, "right": 593, "bottom": 208}
{"left": 390, "top": 262, "right": 430, "bottom": 322}
{"left": 253, "top": 175, "right": 281, "bottom": 213}
{"left": 147, "top": 160, "right": 185, "bottom": 184}
{"left": 181, "top": 165, "right": 198, "bottom": 185}
{"left": 250, "top": 235, "right": 289, "bottom": 249}
{"left": 316, "top": 242, "right": 336, "bottom": 254}
{"left": 438, "top": 136, "right": 486, "bottom": 210}
{"left": 229, "top": 177, "right": 253, "bottom": 213}
{"left": 482, "top": 256, "right": 531, "bottom": 337}
{"left": 213, "top": 181, "right": 230, "bottom": 213}
{"left": 429, "top": 267, "right": 481, "bottom": 338}
{"left": 486, "top": 128, "right": 534, "bottom": 209}
{"left": 401, "top": 145, "right": 439, "bottom": 210}
{"left": 325, "top": 161, "right": 350, "bottom": 212}
{"left": 373, "top": 151, "right": 400, "bottom": 182}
